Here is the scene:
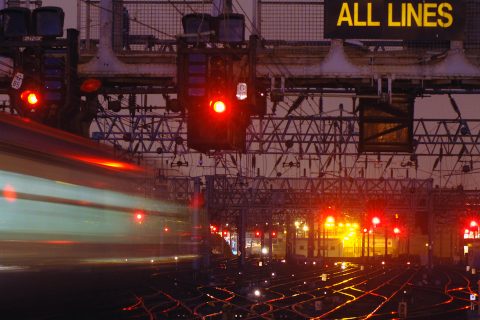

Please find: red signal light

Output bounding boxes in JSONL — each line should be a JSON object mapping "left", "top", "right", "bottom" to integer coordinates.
{"left": 134, "top": 211, "right": 144, "bottom": 224}
{"left": 20, "top": 89, "right": 40, "bottom": 107}
{"left": 164, "top": 226, "right": 169, "bottom": 232}
{"left": 372, "top": 217, "right": 380, "bottom": 226}
{"left": 255, "top": 231, "right": 261, "bottom": 237}
{"left": 470, "top": 220, "right": 478, "bottom": 228}
{"left": 393, "top": 227, "right": 401, "bottom": 234}
{"left": 223, "top": 230, "right": 228, "bottom": 236}
{"left": 271, "top": 231, "right": 277, "bottom": 238}
{"left": 210, "top": 99, "right": 226, "bottom": 113}
{"left": 3, "top": 184, "right": 17, "bottom": 203}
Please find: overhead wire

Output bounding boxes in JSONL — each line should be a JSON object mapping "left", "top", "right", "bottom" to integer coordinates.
{"left": 76, "top": 0, "right": 186, "bottom": 150}
{"left": 167, "top": 0, "right": 187, "bottom": 16}
{"left": 232, "top": 0, "right": 331, "bottom": 126}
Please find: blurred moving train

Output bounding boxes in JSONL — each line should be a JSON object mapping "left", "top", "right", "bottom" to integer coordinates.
{"left": 0, "top": 113, "right": 199, "bottom": 268}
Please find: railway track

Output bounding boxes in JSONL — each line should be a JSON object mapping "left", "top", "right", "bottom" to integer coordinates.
{"left": 2, "top": 260, "right": 476, "bottom": 319}
{"left": 138, "top": 261, "right": 476, "bottom": 319}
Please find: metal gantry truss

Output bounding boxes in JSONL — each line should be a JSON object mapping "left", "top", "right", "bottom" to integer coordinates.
{"left": 156, "top": 173, "right": 478, "bottom": 221}
{"left": 158, "top": 173, "right": 474, "bottom": 263}
{"left": 93, "top": 113, "right": 480, "bottom": 157}
{"left": 155, "top": 174, "right": 435, "bottom": 223}
{"left": 158, "top": 174, "right": 477, "bottom": 262}
{"left": 92, "top": 111, "right": 480, "bottom": 187}
{"left": 204, "top": 175, "right": 433, "bottom": 224}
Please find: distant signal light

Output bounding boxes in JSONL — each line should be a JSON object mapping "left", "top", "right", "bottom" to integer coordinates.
{"left": 134, "top": 211, "right": 144, "bottom": 224}
{"left": 80, "top": 78, "right": 102, "bottom": 93}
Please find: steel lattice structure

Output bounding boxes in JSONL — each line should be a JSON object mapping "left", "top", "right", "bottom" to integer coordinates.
{"left": 158, "top": 174, "right": 468, "bottom": 262}
{"left": 92, "top": 111, "right": 480, "bottom": 189}
{"left": 204, "top": 175, "right": 432, "bottom": 222}
{"left": 93, "top": 113, "right": 480, "bottom": 157}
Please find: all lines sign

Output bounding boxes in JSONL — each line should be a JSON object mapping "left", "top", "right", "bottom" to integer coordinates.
{"left": 324, "top": 0, "right": 466, "bottom": 40}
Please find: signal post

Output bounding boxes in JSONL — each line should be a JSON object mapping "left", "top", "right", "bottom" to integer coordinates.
{"left": 177, "top": 13, "right": 265, "bottom": 153}
{"left": 0, "top": 7, "right": 80, "bottom": 132}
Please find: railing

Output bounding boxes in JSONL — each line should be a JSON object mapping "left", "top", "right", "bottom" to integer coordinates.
{"left": 78, "top": 0, "right": 480, "bottom": 54}
{"left": 79, "top": 0, "right": 214, "bottom": 53}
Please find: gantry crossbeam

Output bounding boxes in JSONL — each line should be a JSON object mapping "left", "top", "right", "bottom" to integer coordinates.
{"left": 93, "top": 114, "right": 480, "bottom": 158}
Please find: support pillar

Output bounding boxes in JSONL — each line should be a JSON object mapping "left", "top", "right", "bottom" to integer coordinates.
{"left": 307, "top": 213, "right": 315, "bottom": 259}
{"left": 317, "top": 217, "right": 322, "bottom": 258}
{"left": 194, "top": 177, "right": 210, "bottom": 272}
{"left": 372, "top": 228, "right": 376, "bottom": 258}
{"left": 384, "top": 225, "right": 388, "bottom": 260}
{"left": 238, "top": 208, "right": 246, "bottom": 268}
{"left": 292, "top": 217, "right": 297, "bottom": 258}
{"left": 260, "top": 227, "right": 265, "bottom": 254}
{"left": 323, "top": 224, "right": 327, "bottom": 259}
{"left": 268, "top": 214, "right": 273, "bottom": 261}
{"left": 362, "top": 230, "right": 365, "bottom": 260}
{"left": 192, "top": 177, "right": 201, "bottom": 272}
{"left": 367, "top": 230, "right": 370, "bottom": 261}
{"left": 285, "top": 213, "right": 293, "bottom": 262}
{"left": 427, "top": 189, "right": 434, "bottom": 269}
